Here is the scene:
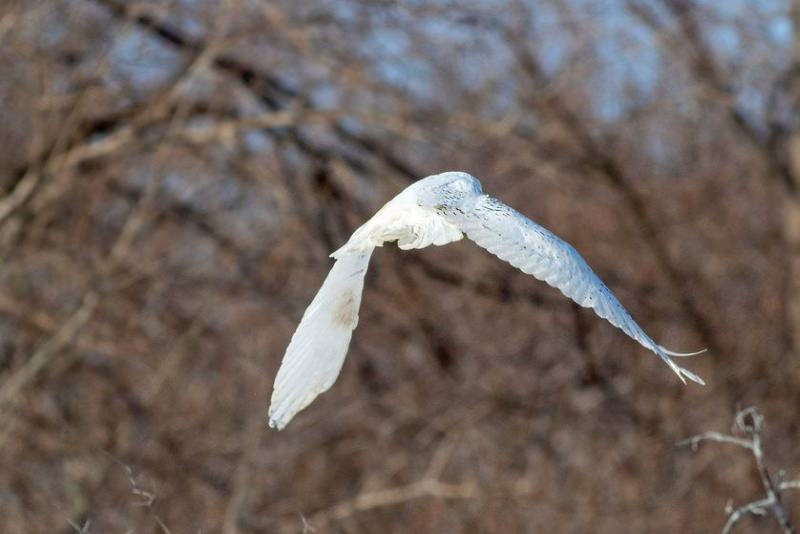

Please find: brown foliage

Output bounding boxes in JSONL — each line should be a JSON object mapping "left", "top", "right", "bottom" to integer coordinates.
{"left": 0, "top": 0, "right": 798, "bottom": 532}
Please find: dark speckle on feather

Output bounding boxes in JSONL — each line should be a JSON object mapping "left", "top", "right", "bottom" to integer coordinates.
{"left": 332, "top": 291, "right": 358, "bottom": 327}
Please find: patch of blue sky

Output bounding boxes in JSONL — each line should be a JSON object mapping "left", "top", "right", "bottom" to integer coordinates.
{"left": 419, "top": 13, "right": 513, "bottom": 87}
{"left": 32, "top": 3, "right": 70, "bottom": 49}
{"left": 585, "top": 4, "right": 663, "bottom": 121}
{"left": 242, "top": 130, "right": 273, "bottom": 154}
{"left": 712, "top": 1, "right": 789, "bottom": 128}
{"left": 163, "top": 167, "right": 205, "bottom": 206}
{"left": 170, "top": 0, "right": 211, "bottom": 41}
{"left": 764, "top": 6, "right": 792, "bottom": 71}
{"left": 769, "top": 15, "right": 791, "bottom": 46}
{"left": 368, "top": 5, "right": 515, "bottom": 112}
{"left": 310, "top": 82, "right": 341, "bottom": 110}
{"left": 642, "top": 130, "right": 673, "bottom": 170}
{"left": 328, "top": 0, "right": 364, "bottom": 27}
{"left": 700, "top": 0, "right": 788, "bottom": 64}
{"left": 109, "top": 28, "right": 184, "bottom": 93}
{"left": 708, "top": 24, "right": 741, "bottom": 60}
{"left": 125, "top": 162, "right": 157, "bottom": 191}
{"left": 527, "top": 1, "right": 571, "bottom": 77}
{"left": 183, "top": 115, "right": 272, "bottom": 156}
{"left": 368, "top": 28, "right": 438, "bottom": 100}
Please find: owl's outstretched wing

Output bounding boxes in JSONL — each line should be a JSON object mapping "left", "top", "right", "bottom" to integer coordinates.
{"left": 268, "top": 251, "right": 373, "bottom": 430}
{"left": 447, "top": 195, "right": 704, "bottom": 384}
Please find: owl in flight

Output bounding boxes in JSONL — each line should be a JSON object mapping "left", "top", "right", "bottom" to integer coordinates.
{"left": 269, "top": 172, "right": 705, "bottom": 429}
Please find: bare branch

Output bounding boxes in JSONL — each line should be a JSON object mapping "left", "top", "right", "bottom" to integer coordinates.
{"left": 680, "top": 407, "right": 796, "bottom": 533}
{"left": 311, "top": 478, "right": 477, "bottom": 526}
{"left": 303, "top": 440, "right": 477, "bottom": 532}
{"left": 676, "top": 431, "right": 753, "bottom": 451}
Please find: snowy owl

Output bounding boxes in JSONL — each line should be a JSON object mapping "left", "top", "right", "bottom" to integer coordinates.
{"left": 268, "top": 171, "right": 705, "bottom": 429}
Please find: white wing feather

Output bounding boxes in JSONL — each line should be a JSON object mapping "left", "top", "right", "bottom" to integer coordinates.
{"left": 448, "top": 195, "right": 704, "bottom": 384}
{"left": 268, "top": 251, "right": 373, "bottom": 429}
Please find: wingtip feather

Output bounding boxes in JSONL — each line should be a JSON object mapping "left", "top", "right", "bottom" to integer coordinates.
{"left": 267, "top": 415, "right": 284, "bottom": 430}
{"left": 658, "top": 345, "right": 708, "bottom": 358}
{"left": 680, "top": 368, "right": 706, "bottom": 386}
{"left": 657, "top": 347, "right": 706, "bottom": 386}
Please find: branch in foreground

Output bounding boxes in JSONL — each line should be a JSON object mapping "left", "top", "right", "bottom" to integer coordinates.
{"left": 678, "top": 407, "right": 799, "bottom": 534}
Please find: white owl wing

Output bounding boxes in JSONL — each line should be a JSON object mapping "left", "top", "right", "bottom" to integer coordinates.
{"left": 446, "top": 195, "right": 704, "bottom": 385}
{"left": 268, "top": 251, "right": 373, "bottom": 430}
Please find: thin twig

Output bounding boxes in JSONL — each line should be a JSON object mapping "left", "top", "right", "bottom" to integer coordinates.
{"left": 301, "top": 439, "right": 477, "bottom": 533}
{"left": 679, "top": 407, "right": 797, "bottom": 533}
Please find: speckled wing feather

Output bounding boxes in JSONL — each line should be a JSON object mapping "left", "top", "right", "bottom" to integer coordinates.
{"left": 268, "top": 251, "right": 373, "bottom": 429}
{"left": 447, "top": 195, "right": 704, "bottom": 384}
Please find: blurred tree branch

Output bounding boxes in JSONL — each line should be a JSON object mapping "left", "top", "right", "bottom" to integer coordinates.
{"left": 2, "top": 1, "right": 799, "bottom": 531}
{"left": 786, "top": 0, "right": 800, "bottom": 365}
{"left": 503, "top": 17, "right": 723, "bottom": 363}
{"left": 0, "top": 31, "right": 219, "bottom": 415}
{"left": 304, "top": 439, "right": 477, "bottom": 533}
{"left": 629, "top": 0, "right": 800, "bottom": 369}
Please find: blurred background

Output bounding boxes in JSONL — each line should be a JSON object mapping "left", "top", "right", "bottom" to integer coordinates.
{"left": 1, "top": 0, "right": 799, "bottom": 532}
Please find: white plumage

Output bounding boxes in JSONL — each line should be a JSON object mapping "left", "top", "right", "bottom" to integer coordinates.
{"left": 269, "top": 172, "right": 704, "bottom": 430}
